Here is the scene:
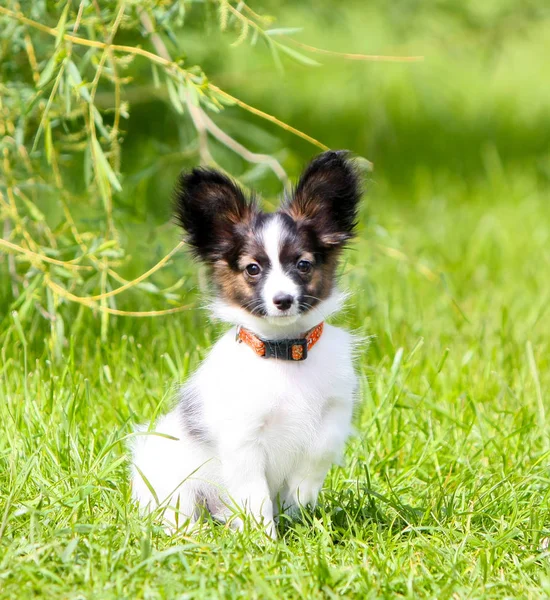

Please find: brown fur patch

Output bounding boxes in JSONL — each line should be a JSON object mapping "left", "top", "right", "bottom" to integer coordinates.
{"left": 301, "top": 250, "right": 340, "bottom": 308}
{"left": 213, "top": 260, "right": 262, "bottom": 314}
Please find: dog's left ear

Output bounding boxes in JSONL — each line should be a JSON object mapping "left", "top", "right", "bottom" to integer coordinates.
{"left": 284, "top": 150, "right": 361, "bottom": 247}
{"left": 173, "top": 168, "right": 256, "bottom": 263}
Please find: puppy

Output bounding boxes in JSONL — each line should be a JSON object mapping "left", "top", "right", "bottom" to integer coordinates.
{"left": 131, "top": 151, "right": 361, "bottom": 538}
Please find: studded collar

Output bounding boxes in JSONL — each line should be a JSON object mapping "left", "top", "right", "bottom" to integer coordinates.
{"left": 236, "top": 322, "right": 324, "bottom": 361}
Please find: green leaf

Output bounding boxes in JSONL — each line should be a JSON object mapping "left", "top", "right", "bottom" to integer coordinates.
{"left": 66, "top": 61, "right": 81, "bottom": 84}
{"left": 265, "top": 37, "right": 283, "bottom": 73}
{"left": 52, "top": 266, "right": 79, "bottom": 280}
{"left": 265, "top": 27, "right": 304, "bottom": 37}
{"left": 67, "top": 61, "right": 91, "bottom": 102}
{"left": 64, "top": 69, "right": 71, "bottom": 114}
{"left": 23, "top": 90, "right": 45, "bottom": 116}
{"left": 17, "top": 276, "right": 44, "bottom": 322}
{"left": 19, "top": 194, "right": 46, "bottom": 222}
{"left": 84, "top": 144, "right": 93, "bottom": 187}
{"left": 11, "top": 311, "right": 27, "bottom": 348}
{"left": 151, "top": 63, "right": 160, "bottom": 89}
{"left": 92, "top": 138, "right": 122, "bottom": 192}
{"left": 201, "top": 98, "right": 221, "bottom": 113}
{"left": 166, "top": 77, "right": 184, "bottom": 114}
{"left": 92, "top": 106, "right": 109, "bottom": 139}
{"left": 54, "top": 312, "right": 65, "bottom": 362}
{"left": 45, "top": 120, "right": 53, "bottom": 164}
{"left": 185, "top": 82, "right": 200, "bottom": 107}
{"left": 136, "top": 282, "right": 160, "bottom": 294}
{"left": 211, "top": 90, "right": 236, "bottom": 107}
{"left": 134, "top": 465, "right": 159, "bottom": 506}
{"left": 55, "top": 3, "right": 70, "bottom": 47}
{"left": 251, "top": 28, "right": 259, "bottom": 47}
{"left": 46, "top": 286, "right": 56, "bottom": 317}
{"left": 98, "top": 454, "right": 127, "bottom": 479}
{"left": 276, "top": 42, "right": 321, "bottom": 66}
{"left": 163, "top": 353, "right": 179, "bottom": 379}
{"left": 97, "top": 249, "right": 124, "bottom": 259}
{"left": 61, "top": 538, "right": 78, "bottom": 564}
{"left": 95, "top": 240, "right": 118, "bottom": 253}
{"left": 38, "top": 54, "right": 59, "bottom": 88}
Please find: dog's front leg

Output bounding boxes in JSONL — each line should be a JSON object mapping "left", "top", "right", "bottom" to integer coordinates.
{"left": 221, "top": 442, "right": 276, "bottom": 539}
{"left": 284, "top": 400, "right": 353, "bottom": 515}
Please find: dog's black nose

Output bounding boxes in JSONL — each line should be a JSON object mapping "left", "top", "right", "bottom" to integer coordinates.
{"left": 273, "top": 293, "right": 294, "bottom": 311}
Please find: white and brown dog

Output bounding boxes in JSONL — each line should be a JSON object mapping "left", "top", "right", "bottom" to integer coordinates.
{"left": 131, "top": 151, "right": 362, "bottom": 538}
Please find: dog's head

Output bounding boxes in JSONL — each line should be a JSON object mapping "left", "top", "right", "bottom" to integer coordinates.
{"left": 174, "top": 151, "right": 361, "bottom": 329}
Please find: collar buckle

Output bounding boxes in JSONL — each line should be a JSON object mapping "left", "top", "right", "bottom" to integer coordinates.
{"left": 263, "top": 337, "right": 308, "bottom": 361}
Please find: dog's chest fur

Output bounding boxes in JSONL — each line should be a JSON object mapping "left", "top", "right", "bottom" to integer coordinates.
{"left": 190, "top": 324, "right": 356, "bottom": 484}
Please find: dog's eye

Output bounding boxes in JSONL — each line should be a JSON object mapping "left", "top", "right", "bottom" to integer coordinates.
{"left": 245, "top": 263, "right": 261, "bottom": 277}
{"left": 297, "top": 260, "right": 312, "bottom": 274}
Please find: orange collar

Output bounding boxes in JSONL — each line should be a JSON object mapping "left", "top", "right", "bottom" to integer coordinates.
{"left": 236, "top": 322, "right": 324, "bottom": 361}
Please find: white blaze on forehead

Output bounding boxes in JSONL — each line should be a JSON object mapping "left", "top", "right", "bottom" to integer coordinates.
{"left": 262, "top": 215, "right": 285, "bottom": 264}
{"left": 261, "top": 216, "right": 299, "bottom": 314}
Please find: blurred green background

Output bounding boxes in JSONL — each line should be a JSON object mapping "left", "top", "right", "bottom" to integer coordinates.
{"left": 123, "top": 0, "right": 550, "bottom": 204}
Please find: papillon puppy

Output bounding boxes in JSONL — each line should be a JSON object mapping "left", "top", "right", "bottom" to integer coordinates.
{"left": 131, "top": 151, "right": 362, "bottom": 539}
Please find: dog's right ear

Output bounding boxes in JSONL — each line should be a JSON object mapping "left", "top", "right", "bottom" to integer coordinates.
{"left": 173, "top": 168, "right": 255, "bottom": 263}
{"left": 283, "top": 151, "right": 361, "bottom": 248}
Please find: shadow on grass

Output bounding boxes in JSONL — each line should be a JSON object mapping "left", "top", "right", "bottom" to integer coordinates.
{"left": 278, "top": 483, "right": 427, "bottom": 544}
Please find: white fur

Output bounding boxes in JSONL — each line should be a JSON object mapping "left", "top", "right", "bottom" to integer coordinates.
{"left": 211, "top": 289, "right": 348, "bottom": 339}
{"left": 130, "top": 290, "right": 357, "bottom": 539}
{"left": 261, "top": 216, "right": 300, "bottom": 317}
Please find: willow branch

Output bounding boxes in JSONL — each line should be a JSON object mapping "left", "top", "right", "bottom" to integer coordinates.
{"left": 0, "top": 238, "right": 92, "bottom": 270}
{"left": 209, "top": 84, "right": 329, "bottom": 151}
{"left": 286, "top": 38, "right": 424, "bottom": 62}
{"left": 138, "top": 9, "right": 288, "bottom": 183}
{"left": 197, "top": 108, "right": 288, "bottom": 183}
{"left": 0, "top": 5, "right": 328, "bottom": 152}
{"left": 46, "top": 276, "right": 193, "bottom": 317}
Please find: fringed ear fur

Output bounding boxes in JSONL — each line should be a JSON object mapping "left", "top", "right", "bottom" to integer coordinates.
{"left": 283, "top": 151, "right": 362, "bottom": 247}
{"left": 173, "top": 168, "right": 256, "bottom": 262}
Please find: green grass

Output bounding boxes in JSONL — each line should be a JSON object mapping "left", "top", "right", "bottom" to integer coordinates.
{"left": 1, "top": 166, "right": 550, "bottom": 599}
